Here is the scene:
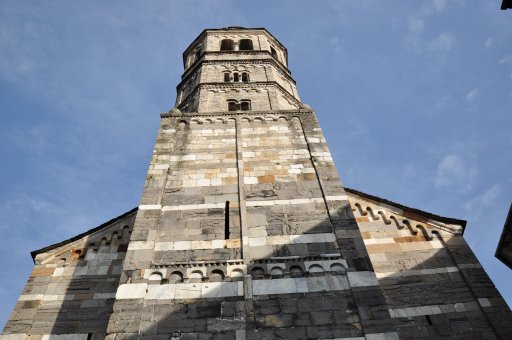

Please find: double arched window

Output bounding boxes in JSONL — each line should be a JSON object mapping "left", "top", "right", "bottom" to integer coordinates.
{"left": 220, "top": 38, "right": 254, "bottom": 51}
{"left": 227, "top": 100, "right": 251, "bottom": 111}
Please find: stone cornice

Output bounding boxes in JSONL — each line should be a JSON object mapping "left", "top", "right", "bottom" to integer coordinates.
{"left": 180, "top": 51, "right": 293, "bottom": 83}
{"left": 176, "top": 81, "right": 302, "bottom": 112}
{"left": 160, "top": 108, "right": 314, "bottom": 118}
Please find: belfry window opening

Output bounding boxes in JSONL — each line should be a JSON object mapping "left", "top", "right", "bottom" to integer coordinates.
{"left": 227, "top": 99, "right": 251, "bottom": 111}
{"left": 222, "top": 71, "right": 249, "bottom": 83}
{"left": 220, "top": 39, "right": 234, "bottom": 51}
{"left": 239, "top": 39, "right": 254, "bottom": 51}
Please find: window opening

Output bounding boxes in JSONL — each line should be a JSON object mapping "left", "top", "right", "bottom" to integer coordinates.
{"left": 270, "top": 46, "right": 277, "bottom": 58}
{"left": 228, "top": 100, "right": 238, "bottom": 111}
{"left": 241, "top": 72, "right": 249, "bottom": 82}
{"left": 233, "top": 72, "right": 239, "bottom": 82}
{"left": 240, "top": 100, "right": 251, "bottom": 111}
{"left": 225, "top": 201, "right": 230, "bottom": 240}
{"left": 224, "top": 72, "right": 230, "bottom": 82}
{"left": 239, "top": 39, "right": 253, "bottom": 50}
{"left": 426, "top": 315, "right": 433, "bottom": 325}
{"left": 220, "top": 39, "right": 234, "bottom": 51}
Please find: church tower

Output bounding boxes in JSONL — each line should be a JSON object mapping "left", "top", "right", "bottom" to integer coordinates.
{"left": 106, "top": 26, "right": 394, "bottom": 339}
{"left": 3, "top": 27, "right": 511, "bottom": 340}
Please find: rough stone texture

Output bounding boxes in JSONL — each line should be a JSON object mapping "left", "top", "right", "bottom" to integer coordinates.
{"left": 2, "top": 211, "right": 136, "bottom": 339}
{"left": 3, "top": 27, "right": 511, "bottom": 340}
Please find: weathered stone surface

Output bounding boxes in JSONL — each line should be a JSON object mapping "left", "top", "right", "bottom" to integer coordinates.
{"left": 3, "top": 27, "right": 511, "bottom": 340}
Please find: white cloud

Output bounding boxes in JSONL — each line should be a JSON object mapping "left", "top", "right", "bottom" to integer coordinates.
{"left": 408, "top": 15, "right": 424, "bottom": 34}
{"left": 485, "top": 37, "right": 493, "bottom": 48}
{"left": 436, "top": 96, "right": 452, "bottom": 110}
{"left": 329, "top": 37, "right": 342, "bottom": 54}
{"left": 428, "top": 32, "right": 456, "bottom": 52}
{"left": 432, "top": 0, "right": 447, "bottom": 12}
{"left": 465, "top": 88, "right": 479, "bottom": 103}
{"left": 499, "top": 56, "right": 512, "bottom": 64}
{"left": 434, "top": 154, "right": 476, "bottom": 192}
{"left": 464, "top": 185, "right": 502, "bottom": 211}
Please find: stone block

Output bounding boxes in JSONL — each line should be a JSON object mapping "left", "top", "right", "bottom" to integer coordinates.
{"left": 201, "top": 282, "right": 222, "bottom": 298}
{"left": 116, "top": 283, "right": 147, "bottom": 299}
{"left": 175, "top": 283, "right": 202, "bottom": 299}
{"left": 146, "top": 284, "right": 176, "bottom": 300}
{"left": 347, "top": 271, "right": 378, "bottom": 287}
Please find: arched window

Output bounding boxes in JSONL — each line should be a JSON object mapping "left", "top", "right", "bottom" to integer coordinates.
{"left": 270, "top": 46, "right": 278, "bottom": 59}
{"left": 241, "top": 72, "right": 249, "bottom": 82}
{"left": 239, "top": 39, "right": 253, "bottom": 51}
{"left": 227, "top": 100, "right": 238, "bottom": 111}
{"left": 240, "top": 100, "right": 251, "bottom": 111}
{"left": 220, "top": 39, "right": 234, "bottom": 51}
{"left": 233, "top": 72, "right": 239, "bottom": 82}
{"left": 224, "top": 72, "right": 230, "bottom": 82}
{"left": 195, "top": 50, "right": 201, "bottom": 61}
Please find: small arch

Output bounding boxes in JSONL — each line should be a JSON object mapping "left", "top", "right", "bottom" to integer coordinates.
{"left": 220, "top": 39, "right": 234, "bottom": 51}
{"left": 377, "top": 211, "right": 392, "bottom": 225}
{"left": 227, "top": 118, "right": 236, "bottom": 125}
{"left": 270, "top": 267, "right": 284, "bottom": 278}
{"left": 190, "top": 119, "right": 201, "bottom": 125}
{"left": 278, "top": 116, "right": 288, "bottom": 122}
{"left": 289, "top": 265, "right": 304, "bottom": 278}
{"left": 57, "top": 258, "right": 67, "bottom": 268}
{"left": 251, "top": 267, "right": 265, "bottom": 279}
{"left": 264, "top": 116, "right": 275, "bottom": 121}
{"left": 121, "top": 225, "right": 131, "bottom": 239}
{"left": 98, "top": 238, "right": 108, "bottom": 251}
{"left": 239, "top": 39, "right": 254, "bottom": 51}
{"left": 169, "top": 271, "right": 183, "bottom": 283}
{"left": 308, "top": 264, "right": 325, "bottom": 274}
{"left": 227, "top": 100, "right": 238, "bottom": 112}
{"left": 189, "top": 270, "right": 203, "bottom": 283}
{"left": 240, "top": 100, "right": 251, "bottom": 111}
{"left": 215, "top": 118, "right": 225, "bottom": 124}
{"left": 110, "top": 231, "right": 119, "bottom": 241}
{"left": 224, "top": 72, "right": 230, "bottom": 82}
{"left": 149, "top": 272, "right": 163, "bottom": 282}
{"left": 253, "top": 117, "right": 263, "bottom": 123}
{"left": 230, "top": 268, "right": 244, "bottom": 278}
{"left": 330, "top": 263, "right": 346, "bottom": 274}
{"left": 204, "top": 118, "right": 213, "bottom": 124}
{"left": 240, "top": 117, "right": 250, "bottom": 123}
{"left": 209, "top": 269, "right": 225, "bottom": 282}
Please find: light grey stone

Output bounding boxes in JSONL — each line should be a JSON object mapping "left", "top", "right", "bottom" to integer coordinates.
{"left": 347, "top": 271, "right": 378, "bottom": 287}
{"left": 116, "top": 283, "right": 147, "bottom": 299}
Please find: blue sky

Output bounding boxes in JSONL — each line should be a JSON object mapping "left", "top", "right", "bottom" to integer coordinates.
{"left": 0, "top": 0, "right": 511, "bottom": 326}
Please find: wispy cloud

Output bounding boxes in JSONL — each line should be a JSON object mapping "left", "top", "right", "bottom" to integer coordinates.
{"left": 408, "top": 16, "right": 424, "bottom": 34}
{"left": 434, "top": 154, "right": 477, "bottom": 192}
{"left": 464, "top": 185, "right": 502, "bottom": 212}
{"left": 485, "top": 37, "right": 493, "bottom": 48}
{"left": 465, "top": 88, "right": 479, "bottom": 103}
{"left": 428, "top": 32, "right": 456, "bottom": 52}
{"left": 432, "top": 0, "right": 447, "bottom": 12}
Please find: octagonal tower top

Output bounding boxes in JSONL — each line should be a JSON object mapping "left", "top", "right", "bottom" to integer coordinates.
{"left": 175, "top": 27, "right": 301, "bottom": 113}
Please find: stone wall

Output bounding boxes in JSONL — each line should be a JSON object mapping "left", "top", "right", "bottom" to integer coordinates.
{"left": 1, "top": 211, "right": 136, "bottom": 340}
{"left": 348, "top": 190, "right": 512, "bottom": 339}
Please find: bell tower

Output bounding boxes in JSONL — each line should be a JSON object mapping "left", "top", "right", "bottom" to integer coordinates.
{"left": 176, "top": 27, "right": 301, "bottom": 114}
{"left": 105, "top": 27, "right": 397, "bottom": 339}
